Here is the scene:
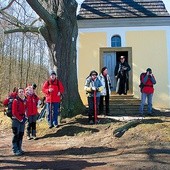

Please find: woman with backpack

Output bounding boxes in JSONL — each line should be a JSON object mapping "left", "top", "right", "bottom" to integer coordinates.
{"left": 11, "top": 88, "right": 27, "bottom": 156}
{"left": 25, "top": 85, "right": 40, "bottom": 140}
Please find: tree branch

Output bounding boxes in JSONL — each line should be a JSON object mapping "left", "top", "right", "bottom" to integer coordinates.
{"left": 0, "top": 0, "right": 15, "bottom": 11}
{"left": 0, "top": 9, "right": 40, "bottom": 35}
{"left": 4, "top": 26, "right": 39, "bottom": 34}
{"left": 30, "top": 18, "right": 41, "bottom": 26}
{"left": 26, "top": 0, "right": 56, "bottom": 28}
{"left": 0, "top": 10, "right": 25, "bottom": 27}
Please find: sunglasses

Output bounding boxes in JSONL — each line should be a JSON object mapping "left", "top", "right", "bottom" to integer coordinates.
{"left": 120, "top": 58, "right": 125, "bottom": 60}
{"left": 92, "top": 74, "right": 97, "bottom": 76}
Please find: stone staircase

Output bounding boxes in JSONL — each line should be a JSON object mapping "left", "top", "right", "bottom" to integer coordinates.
{"left": 108, "top": 94, "right": 147, "bottom": 116}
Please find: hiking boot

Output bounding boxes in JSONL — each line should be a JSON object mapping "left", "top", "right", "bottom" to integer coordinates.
{"left": 19, "top": 150, "right": 25, "bottom": 154}
{"left": 14, "top": 150, "right": 22, "bottom": 156}
{"left": 32, "top": 136, "right": 37, "bottom": 140}
{"left": 106, "top": 112, "right": 110, "bottom": 116}
{"left": 138, "top": 113, "right": 145, "bottom": 117}
{"left": 27, "top": 136, "right": 31, "bottom": 140}
{"left": 54, "top": 125, "right": 59, "bottom": 128}
{"left": 49, "top": 125, "right": 54, "bottom": 129}
{"left": 89, "top": 120, "right": 94, "bottom": 125}
{"left": 147, "top": 113, "right": 154, "bottom": 116}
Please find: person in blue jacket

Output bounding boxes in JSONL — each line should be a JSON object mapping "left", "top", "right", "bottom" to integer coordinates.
{"left": 84, "top": 70, "right": 103, "bottom": 124}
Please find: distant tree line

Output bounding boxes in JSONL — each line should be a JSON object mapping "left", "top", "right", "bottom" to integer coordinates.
{"left": 0, "top": 28, "right": 50, "bottom": 101}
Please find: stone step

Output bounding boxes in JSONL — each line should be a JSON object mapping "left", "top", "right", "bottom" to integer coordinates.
{"left": 110, "top": 101, "right": 141, "bottom": 105}
{"left": 110, "top": 94, "right": 135, "bottom": 100}
{"left": 110, "top": 100, "right": 141, "bottom": 106}
{"left": 105, "top": 95, "right": 146, "bottom": 115}
{"left": 100, "top": 94, "right": 162, "bottom": 116}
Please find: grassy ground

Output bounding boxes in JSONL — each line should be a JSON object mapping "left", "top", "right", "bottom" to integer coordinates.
{"left": 0, "top": 110, "right": 170, "bottom": 169}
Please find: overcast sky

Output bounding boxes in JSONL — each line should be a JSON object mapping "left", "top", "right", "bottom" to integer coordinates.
{"left": 77, "top": 0, "right": 170, "bottom": 14}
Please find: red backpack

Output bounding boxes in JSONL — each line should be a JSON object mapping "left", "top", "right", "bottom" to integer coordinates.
{"left": 139, "top": 73, "right": 146, "bottom": 92}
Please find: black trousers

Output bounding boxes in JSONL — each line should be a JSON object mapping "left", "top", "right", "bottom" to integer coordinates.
{"left": 87, "top": 97, "right": 100, "bottom": 121}
{"left": 99, "top": 94, "right": 110, "bottom": 114}
{"left": 27, "top": 115, "right": 37, "bottom": 137}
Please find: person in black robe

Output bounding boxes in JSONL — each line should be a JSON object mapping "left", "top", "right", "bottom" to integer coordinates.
{"left": 114, "top": 56, "right": 131, "bottom": 95}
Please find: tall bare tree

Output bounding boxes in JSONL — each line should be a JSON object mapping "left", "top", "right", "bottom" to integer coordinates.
{"left": 0, "top": 0, "right": 84, "bottom": 117}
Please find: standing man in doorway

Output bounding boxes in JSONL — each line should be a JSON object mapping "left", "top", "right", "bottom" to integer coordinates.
{"left": 114, "top": 56, "right": 131, "bottom": 95}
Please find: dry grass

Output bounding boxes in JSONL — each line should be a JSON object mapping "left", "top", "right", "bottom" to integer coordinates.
{"left": 0, "top": 110, "right": 170, "bottom": 169}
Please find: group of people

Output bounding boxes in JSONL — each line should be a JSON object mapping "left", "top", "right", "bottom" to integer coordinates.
{"left": 84, "top": 55, "right": 156, "bottom": 124}
{"left": 3, "top": 71, "right": 64, "bottom": 156}
{"left": 3, "top": 55, "right": 156, "bottom": 156}
{"left": 3, "top": 86, "right": 39, "bottom": 156}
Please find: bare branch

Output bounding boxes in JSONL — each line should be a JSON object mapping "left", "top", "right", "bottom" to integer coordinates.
{"left": 0, "top": 10, "right": 25, "bottom": 27}
{"left": 26, "top": 0, "right": 56, "bottom": 28}
{"left": 0, "top": 0, "right": 15, "bottom": 11}
{"left": 0, "top": 8, "right": 40, "bottom": 35}
{"left": 30, "top": 18, "right": 41, "bottom": 26}
{"left": 4, "top": 26, "right": 39, "bottom": 34}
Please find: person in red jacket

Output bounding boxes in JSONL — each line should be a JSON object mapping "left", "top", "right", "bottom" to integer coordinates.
{"left": 139, "top": 68, "right": 156, "bottom": 116}
{"left": 25, "top": 85, "right": 40, "bottom": 140}
{"left": 12, "top": 88, "right": 27, "bottom": 156}
{"left": 42, "top": 71, "right": 64, "bottom": 128}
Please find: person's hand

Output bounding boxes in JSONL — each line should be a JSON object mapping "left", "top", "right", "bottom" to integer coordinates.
{"left": 49, "top": 88, "right": 53, "bottom": 92}
{"left": 37, "top": 100, "right": 42, "bottom": 108}
{"left": 122, "top": 66, "right": 127, "bottom": 70}
{"left": 9, "top": 99, "right": 13, "bottom": 102}
{"left": 57, "top": 92, "right": 61, "bottom": 96}
{"left": 20, "top": 117, "right": 27, "bottom": 123}
{"left": 92, "top": 87, "right": 96, "bottom": 91}
{"left": 147, "top": 71, "right": 150, "bottom": 76}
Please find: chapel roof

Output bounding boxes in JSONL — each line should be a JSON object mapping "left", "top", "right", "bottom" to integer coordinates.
{"left": 77, "top": 0, "right": 170, "bottom": 19}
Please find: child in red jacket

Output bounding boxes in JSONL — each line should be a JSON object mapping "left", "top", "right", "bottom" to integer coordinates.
{"left": 25, "top": 85, "right": 40, "bottom": 140}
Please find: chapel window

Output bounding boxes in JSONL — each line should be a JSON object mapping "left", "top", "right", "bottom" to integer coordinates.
{"left": 111, "top": 35, "right": 121, "bottom": 47}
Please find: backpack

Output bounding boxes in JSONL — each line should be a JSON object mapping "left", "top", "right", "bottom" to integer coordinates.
{"left": 6, "top": 97, "right": 18, "bottom": 118}
{"left": 139, "top": 73, "right": 146, "bottom": 92}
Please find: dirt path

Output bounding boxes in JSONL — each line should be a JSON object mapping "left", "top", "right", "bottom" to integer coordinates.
{"left": 0, "top": 114, "right": 170, "bottom": 170}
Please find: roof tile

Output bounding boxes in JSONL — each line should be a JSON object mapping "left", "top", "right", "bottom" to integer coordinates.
{"left": 77, "top": 0, "right": 170, "bottom": 19}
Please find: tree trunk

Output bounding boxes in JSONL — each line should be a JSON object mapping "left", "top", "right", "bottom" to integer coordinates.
{"left": 25, "top": 0, "right": 85, "bottom": 117}
{"left": 25, "top": 38, "right": 31, "bottom": 87}
{"left": 45, "top": 13, "right": 84, "bottom": 117}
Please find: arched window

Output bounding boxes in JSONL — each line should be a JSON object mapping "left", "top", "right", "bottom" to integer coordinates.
{"left": 111, "top": 35, "right": 121, "bottom": 47}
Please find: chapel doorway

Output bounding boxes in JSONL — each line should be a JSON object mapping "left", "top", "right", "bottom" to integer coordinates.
{"left": 100, "top": 47, "right": 133, "bottom": 94}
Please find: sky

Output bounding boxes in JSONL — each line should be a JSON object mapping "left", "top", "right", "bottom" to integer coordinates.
{"left": 77, "top": 0, "right": 170, "bottom": 14}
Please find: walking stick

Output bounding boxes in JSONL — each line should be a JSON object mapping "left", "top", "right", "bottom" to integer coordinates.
{"left": 94, "top": 90, "right": 97, "bottom": 124}
{"left": 58, "top": 94, "right": 64, "bottom": 124}
{"left": 49, "top": 89, "right": 52, "bottom": 127}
